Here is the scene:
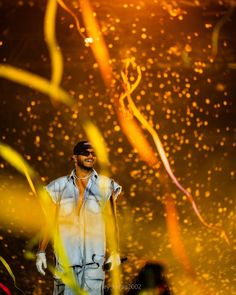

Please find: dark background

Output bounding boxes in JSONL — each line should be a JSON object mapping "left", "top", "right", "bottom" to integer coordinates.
{"left": 0, "top": 0, "right": 235, "bottom": 294}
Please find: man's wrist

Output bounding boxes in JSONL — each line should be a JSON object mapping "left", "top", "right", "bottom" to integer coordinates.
{"left": 36, "top": 250, "right": 46, "bottom": 255}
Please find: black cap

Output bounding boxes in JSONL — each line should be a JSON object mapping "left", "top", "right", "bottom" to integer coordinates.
{"left": 73, "top": 140, "right": 92, "bottom": 155}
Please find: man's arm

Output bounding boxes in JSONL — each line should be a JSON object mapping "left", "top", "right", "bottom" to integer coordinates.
{"left": 36, "top": 198, "right": 57, "bottom": 275}
{"left": 104, "top": 193, "right": 121, "bottom": 270}
{"left": 38, "top": 199, "right": 57, "bottom": 250}
{"left": 104, "top": 193, "right": 119, "bottom": 251}
{"left": 109, "top": 193, "right": 120, "bottom": 252}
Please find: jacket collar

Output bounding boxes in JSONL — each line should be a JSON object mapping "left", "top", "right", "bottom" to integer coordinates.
{"left": 68, "top": 168, "right": 98, "bottom": 183}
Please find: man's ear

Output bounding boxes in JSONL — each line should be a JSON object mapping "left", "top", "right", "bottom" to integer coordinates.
{"left": 72, "top": 155, "right": 77, "bottom": 162}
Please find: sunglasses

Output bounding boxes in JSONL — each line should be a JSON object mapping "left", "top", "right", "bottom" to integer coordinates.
{"left": 78, "top": 150, "right": 96, "bottom": 157}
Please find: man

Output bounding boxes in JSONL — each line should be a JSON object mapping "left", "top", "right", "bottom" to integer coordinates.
{"left": 36, "top": 140, "right": 122, "bottom": 294}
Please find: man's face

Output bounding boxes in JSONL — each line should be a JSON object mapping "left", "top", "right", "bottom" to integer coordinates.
{"left": 74, "top": 148, "right": 96, "bottom": 170}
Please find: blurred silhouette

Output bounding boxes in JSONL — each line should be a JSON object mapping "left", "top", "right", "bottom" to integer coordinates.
{"left": 126, "top": 262, "right": 172, "bottom": 295}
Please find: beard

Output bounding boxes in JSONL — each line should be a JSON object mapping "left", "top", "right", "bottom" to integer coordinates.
{"left": 76, "top": 159, "right": 94, "bottom": 171}
{"left": 78, "top": 164, "right": 93, "bottom": 171}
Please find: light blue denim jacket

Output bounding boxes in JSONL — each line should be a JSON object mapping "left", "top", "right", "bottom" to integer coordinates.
{"left": 45, "top": 169, "right": 121, "bottom": 274}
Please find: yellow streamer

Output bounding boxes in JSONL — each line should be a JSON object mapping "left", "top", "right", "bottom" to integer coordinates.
{"left": 0, "top": 0, "right": 89, "bottom": 291}
{"left": 119, "top": 58, "right": 142, "bottom": 112}
{"left": 0, "top": 143, "right": 86, "bottom": 294}
{"left": 179, "top": 0, "right": 200, "bottom": 7}
{"left": 0, "top": 142, "right": 34, "bottom": 177}
{"left": 79, "top": 0, "right": 113, "bottom": 86}
{"left": 0, "top": 142, "right": 37, "bottom": 194}
{"left": 83, "top": 121, "right": 109, "bottom": 175}
{"left": 120, "top": 58, "right": 230, "bottom": 245}
{"left": 0, "top": 65, "right": 73, "bottom": 106}
{"left": 37, "top": 188, "right": 88, "bottom": 295}
{"left": 83, "top": 121, "right": 122, "bottom": 295}
{"left": 57, "top": 0, "right": 86, "bottom": 39}
{"left": 0, "top": 256, "right": 25, "bottom": 294}
{"left": 44, "top": 0, "right": 63, "bottom": 85}
{"left": 0, "top": 0, "right": 74, "bottom": 107}
{"left": 211, "top": 6, "right": 234, "bottom": 60}
{"left": 75, "top": 0, "right": 123, "bottom": 288}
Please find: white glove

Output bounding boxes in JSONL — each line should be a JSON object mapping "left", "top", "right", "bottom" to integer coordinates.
{"left": 36, "top": 252, "right": 47, "bottom": 276}
{"left": 106, "top": 252, "right": 121, "bottom": 270}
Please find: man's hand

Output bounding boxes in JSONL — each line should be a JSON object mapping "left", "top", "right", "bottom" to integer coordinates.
{"left": 36, "top": 252, "right": 47, "bottom": 276}
{"left": 105, "top": 252, "right": 121, "bottom": 270}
